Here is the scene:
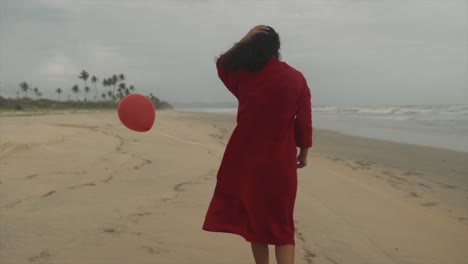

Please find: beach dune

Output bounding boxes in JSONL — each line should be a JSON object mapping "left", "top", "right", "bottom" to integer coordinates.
{"left": 1, "top": 110, "right": 467, "bottom": 264}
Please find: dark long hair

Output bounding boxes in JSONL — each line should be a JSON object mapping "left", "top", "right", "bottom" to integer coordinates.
{"left": 219, "top": 26, "right": 280, "bottom": 72}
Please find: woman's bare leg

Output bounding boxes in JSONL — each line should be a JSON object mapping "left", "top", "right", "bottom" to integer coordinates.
{"left": 251, "top": 243, "right": 269, "bottom": 264}
{"left": 275, "top": 245, "right": 294, "bottom": 264}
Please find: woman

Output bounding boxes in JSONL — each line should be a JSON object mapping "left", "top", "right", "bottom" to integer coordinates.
{"left": 203, "top": 25, "right": 312, "bottom": 264}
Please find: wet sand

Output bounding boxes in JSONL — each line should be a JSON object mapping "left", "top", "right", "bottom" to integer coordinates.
{"left": 1, "top": 110, "right": 467, "bottom": 264}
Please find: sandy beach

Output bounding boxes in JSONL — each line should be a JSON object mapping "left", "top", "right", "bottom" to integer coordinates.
{"left": 1, "top": 110, "right": 467, "bottom": 264}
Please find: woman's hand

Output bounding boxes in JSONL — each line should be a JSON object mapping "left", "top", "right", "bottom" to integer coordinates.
{"left": 297, "top": 148, "right": 309, "bottom": 169}
{"left": 239, "top": 25, "right": 270, "bottom": 44}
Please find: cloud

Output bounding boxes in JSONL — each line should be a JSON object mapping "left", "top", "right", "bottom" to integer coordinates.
{"left": 37, "top": 53, "right": 78, "bottom": 77}
{"left": 0, "top": 0, "right": 467, "bottom": 105}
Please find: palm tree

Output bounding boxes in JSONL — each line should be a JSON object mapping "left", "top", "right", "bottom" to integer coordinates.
{"left": 91, "top": 76, "right": 99, "bottom": 101}
{"left": 102, "top": 78, "right": 111, "bottom": 100}
{"left": 33, "top": 87, "right": 40, "bottom": 99}
{"left": 84, "top": 86, "right": 90, "bottom": 101}
{"left": 148, "top": 93, "right": 160, "bottom": 106}
{"left": 118, "top": 83, "right": 126, "bottom": 91}
{"left": 102, "top": 79, "right": 108, "bottom": 100}
{"left": 108, "top": 79, "right": 114, "bottom": 100}
{"left": 101, "top": 93, "right": 106, "bottom": 100}
{"left": 56, "top": 88, "right": 62, "bottom": 100}
{"left": 118, "top": 73, "right": 125, "bottom": 83}
{"left": 19, "top": 82, "right": 29, "bottom": 98}
{"left": 125, "top": 88, "right": 130, "bottom": 96}
{"left": 118, "top": 74, "right": 125, "bottom": 99}
{"left": 111, "top": 75, "right": 118, "bottom": 99}
{"left": 78, "top": 70, "right": 89, "bottom": 94}
{"left": 129, "top": 85, "right": 135, "bottom": 92}
{"left": 71, "top": 84, "right": 80, "bottom": 101}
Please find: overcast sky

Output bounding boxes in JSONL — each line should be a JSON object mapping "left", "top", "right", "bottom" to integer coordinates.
{"left": 0, "top": 0, "right": 467, "bottom": 106}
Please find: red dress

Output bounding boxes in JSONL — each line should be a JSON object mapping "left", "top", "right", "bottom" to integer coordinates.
{"left": 202, "top": 56, "right": 312, "bottom": 246}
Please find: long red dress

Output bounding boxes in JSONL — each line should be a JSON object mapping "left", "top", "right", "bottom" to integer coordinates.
{"left": 202, "top": 56, "right": 312, "bottom": 246}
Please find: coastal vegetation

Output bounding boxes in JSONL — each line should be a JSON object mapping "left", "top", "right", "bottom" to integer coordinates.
{"left": 1, "top": 70, "right": 172, "bottom": 111}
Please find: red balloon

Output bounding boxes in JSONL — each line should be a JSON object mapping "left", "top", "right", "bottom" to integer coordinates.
{"left": 117, "top": 94, "right": 156, "bottom": 132}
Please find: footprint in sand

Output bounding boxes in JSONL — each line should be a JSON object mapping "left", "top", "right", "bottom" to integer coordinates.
{"left": 102, "top": 224, "right": 126, "bottom": 235}
{"left": 304, "top": 249, "right": 317, "bottom": 264}
{"left": 417, "top": 183, "right": 432, "bottom": 189}
{"left": 141, "top": 246, "right": 160, "bottom": 254}
{"left": 329, "top": 156, "right": 345, "bottom": 162}
{"left": 103, "top": 228, "right": 117, "bottom": 233}
{"left": 402, "top": 170, "right": 424, "bottom": 176}
{"left": 41, "top": 190, "right": 56, "bottom": 197}
{"left": 26, "top": 174, "right": 39, "bottom": 180}
{"left": 174, "top": 182, "right": 191, "bottom": 192}
{"left": 103, "top": 176, "right": 113, "bottom": 183}
{"left": 382, "top": 170, "right": 393, "bottom": 175}
{"left": 133, "top": 159, "right": 153, "bottom": 170}
{"left": 388, "top": 174, "right": 410, "bottom": 183}
{"left": 5, "top": 200, "right": 23, "bottom": 208}
{"left": 385, "top": 173, "right": 412, "bottom": 190}
{"left": 354, "top": 160, "right": 374, "bottom": 170}
{"left": 127, "top": 210, "right": 152, "bottom": 224}
{"left": 49, "top": 170, "right": 87, "bottom": 176}
{"left": 202, "top": 169, "right": 217, "bottom": 180}
{"left": 421, "top": 201, "right": 439, "bottom": 207}
{"left": 438, "top": 183, "right": 457, "bottom": 189}
{"left": 162, "top": 170, "right": 216, "bottom": 202}
{"left": 206, "top": 149, "right": 222, "bottom": 160}
{"left": 134, "top": 211, "right": 152, "bottom": 217}
{"left": 28, "top": 249, "right": 51, "bottom": 262}
{"left": 68, "top": 182, "right": 96, "bottom": 189}
{"left": 49, "top": 123, "right": 98, "bottom": 130}
{"left": 141, "top": 245, "right": 171, "bottom": 254}
{"left": 294, "top": 224, "right": 306, "bottom": 243}
{"left": 209, "top": 133, "right": 223, "bottom": 140}
{"left": 294, "top": 222, "right": 318, "bottom": 264}
{"left": 346, "top": 164, "right": 359, "bottom": 171}
{"left": 105, "top": 133, "right": 126, "bottom": 152}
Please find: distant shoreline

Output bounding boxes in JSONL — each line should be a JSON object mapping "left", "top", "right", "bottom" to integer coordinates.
{"left": 0, "top": 96, "right": 173, "bottom": 113}
{"left": 175, "top": 106, "right": 468, "bottom": 153}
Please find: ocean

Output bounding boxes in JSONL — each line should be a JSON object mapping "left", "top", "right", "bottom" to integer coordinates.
{"left": 176, "top": 105, "right": 468, "bottom": 153}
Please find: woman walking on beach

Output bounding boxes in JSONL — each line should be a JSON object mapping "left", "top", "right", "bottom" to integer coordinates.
{"left": 203, "top": 25, "right": 312, "bottom": 264}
